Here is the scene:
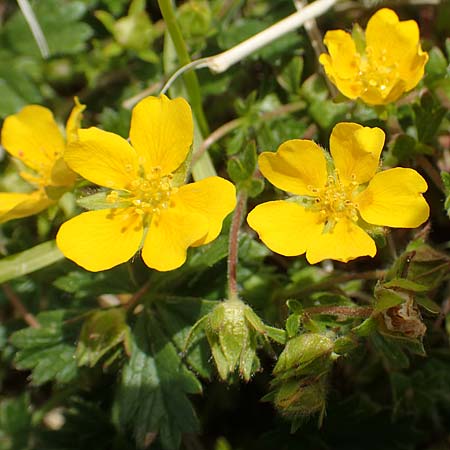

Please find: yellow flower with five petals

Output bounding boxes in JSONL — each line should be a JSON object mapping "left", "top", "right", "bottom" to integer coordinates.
{"left": 319, "top": 8, "right": 428, "bottom": 105}
{"left": 56, "top": 95, "right": 236, "bottom": 272}
{"left": 247, "top": 123, "right": 429, "bottom": 264}
{"left": 0, "top": 99, "right": 85, "bottom": 223}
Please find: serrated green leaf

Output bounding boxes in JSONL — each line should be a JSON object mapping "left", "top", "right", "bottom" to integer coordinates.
{"left": 155, "top": 296, "right": 217, "bottom": 378}
{"left": 0, "top": 240, "right": 64, "bottom": 284}
{"left": 370, "top": 332, "right": 410, "bottom": 370}
{"left": 117, "top": 311, "right": 201, "bottom": 450}
{"left": 413, "top": 93, "right": 447, "bottom": 143}
{"left": 10, "top": 310, "right": 79, "bottom": 385}
{"left": 76, "top": 308, "right": 130, "bottom": 367}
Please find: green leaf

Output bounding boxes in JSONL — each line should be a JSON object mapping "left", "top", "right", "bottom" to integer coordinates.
{"left": 0, "top": 52, "right": 42, "bottom": 116}
{"left": 155, "top": 296, "right": 217, "bottom": 378}
{"left": 425, "top": 47, "right": 448, "bottom": 77}
{"left": 370, "top": 332, "right": 410, "bottom": 370}
{"left": 0, "top": 394, "right": 32, "bottom": 450}
{"left": 443, "top": 171, "right": 450, "bottom": 217}
{"left": 117, "top": 311, "right": 201, "bottom": 450}
{"left": 374, "top": 288, "right": 405, "bottom": 313}
{"left": 10, "top": 310, "right": 80, "bottom": 385}
{"left": 383, "top": 278, "right": 429, "bottom": 292}
{"left": 76, "top": 308, "right": 130, "bottom": 367}
{"left": 0, "top": 240, "right": 64, "bottom": 284}
{"left": 309, "top": 99, "right": 349, "bottom": 130}
{"left": 413, "top": 93, "right": 447, "bottom": 143}
{"left": 4, "top": 0, "right": 93, "bottom": 57}
{"left": 53, "top": 266, "right": 134, "bottom": 298}
{"left": 415, "top": 296, "right": 440, "bottom": 314}
{"left": 286, "top": 314, "right": 300, "bottom": 338}
{"left": 277, "top": 55, "right": 304, "bottom": 95}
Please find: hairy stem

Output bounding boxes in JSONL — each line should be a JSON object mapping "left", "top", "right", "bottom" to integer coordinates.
{"left": 304, "top": 305, "right": 373, "bottom": 318}
{"left": 228, "top": 191, "right": 248, "bottom": 301}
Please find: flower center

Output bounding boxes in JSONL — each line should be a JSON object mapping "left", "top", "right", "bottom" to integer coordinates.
{"left": 107, "top": 166, "right": 177, "bottom": 217}
{"left": 359, "top": 47, "right": 399, "bottom": 95}
{"left": 308, "top": 171, "right": 359, "bottom": 229}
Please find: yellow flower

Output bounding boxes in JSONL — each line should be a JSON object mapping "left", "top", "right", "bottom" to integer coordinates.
{"left": 247, "top": 123, "right": 429, "bottom": 264}
{"left": 56, "top": 95, "right": 236, "bottom": 272}
{"left": 319, "top": 8, "right": 428, "bottom": 105}
{"left": 0, "top": 99, "right": 85, "bottom": 223}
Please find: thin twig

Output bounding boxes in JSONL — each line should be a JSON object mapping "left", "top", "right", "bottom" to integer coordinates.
{"left": 124, "top": 280, "right": 151, "bottom": 312}
{"left": 3, "top": 283, "right": 40, "bottom": 328}
{"left": 192, "top": 101, "right": 306, "bottom": 165}
{"left": 227, "top": 191, "right": 248, "bottom": 301}
{"left": 280, "top": 269, "right": 386, "bottom": 299}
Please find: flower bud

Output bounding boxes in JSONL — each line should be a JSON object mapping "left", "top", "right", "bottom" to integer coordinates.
{"left": 204, "top": 299, "right": 266, "bottom": 381}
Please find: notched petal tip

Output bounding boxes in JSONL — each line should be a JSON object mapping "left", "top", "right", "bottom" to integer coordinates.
{"left": 129, "top": 95, "right": 194, "bottom": 176}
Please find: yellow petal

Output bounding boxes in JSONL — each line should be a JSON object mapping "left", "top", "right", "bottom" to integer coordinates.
{"left": 65, "top": 128, "right": 139, "bottom": 190}
{"left": 1, "top": 105, "right": 65, "bottom": 172}
{"left": 0, "top": 191, "right": 52, "bottom": 223}
{"left": 174, "top": 176, "right": 236, "bottom": 246}
{"left": 129, "top": 95, "right": 193, "bottom": 176}
{"left": 321, "top": 30, "right": 360, "bottom": 79}
{"left": 50, "top": 158, "right": 77, "bottom": 187}
{"left": 360, "top": 80, "right": 406, "bottom": 105}
{"left": 330, "top": 123, "right": 385, "bottom": 184}
{"left": 307, "top": 219, "right": 376, "bottom": 264}
{"left": 366, "top": 9, "right": 423, "bottom": 72}
{"left": 356, "top": 168, "right": 429, "bottom": 228}
{"left": 259, "top": 140, "right": 327, "bottom": 195}
{"left": 247, "top": 200, "right": 323, "bottom": 256}
{"left": 403, "top": 51, "right": 428, "bottom": 92}
{"left": 56, "top": 208, "right": 143, "bottom": 272}
{"left": 65, "top": 97, "right": 86, "bottom": 143}
{"left": 141, "top": 207, "right": 209, "bottom": 271}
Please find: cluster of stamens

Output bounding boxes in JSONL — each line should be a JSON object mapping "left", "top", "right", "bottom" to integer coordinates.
{"left": 107, "top": 166, "right": 176, "bottom": 217}
{"left": 308, "top": 170, "right": 359, "bottom": 228}
{"left": 359, "top": 47, "right": 399, "bottom": 94}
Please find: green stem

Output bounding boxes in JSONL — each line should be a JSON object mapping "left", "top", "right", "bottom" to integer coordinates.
{"left": 157, "top": 0, "right": 209, "bottom": 136}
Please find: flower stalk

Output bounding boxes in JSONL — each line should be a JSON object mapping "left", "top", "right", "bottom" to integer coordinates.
{"left": 228, "top": 190, "right": 248, "bottom": 301}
